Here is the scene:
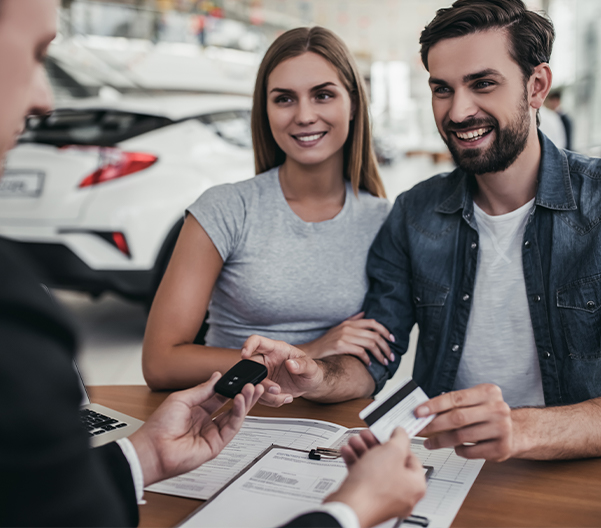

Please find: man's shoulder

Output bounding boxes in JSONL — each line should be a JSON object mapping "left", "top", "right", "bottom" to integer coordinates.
{"left": 565, "top": 150, "right": 601, "bottom": 179}
{"left": 392, "top": 169, "right": 461, "bottom": 213}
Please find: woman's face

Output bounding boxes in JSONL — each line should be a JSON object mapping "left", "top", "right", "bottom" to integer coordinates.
{"left": 266, "top": 52, "right": 354, "bottom": 168}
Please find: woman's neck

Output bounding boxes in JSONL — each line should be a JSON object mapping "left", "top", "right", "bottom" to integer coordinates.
{"left": 279, "top": 154, "right": 346, "bottom": 222}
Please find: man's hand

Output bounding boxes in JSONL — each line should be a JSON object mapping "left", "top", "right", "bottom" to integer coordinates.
{"left": 415, "top": 383, "right": 513, "bottom": 461}
{"left": 241, "top": 335, "right": 324, "bottom": 407}
{"left": 326, "top": 428, "right": 427, "bottom": 528}
{"left": 128, "top": 372, "right": 264, "bottom": 486}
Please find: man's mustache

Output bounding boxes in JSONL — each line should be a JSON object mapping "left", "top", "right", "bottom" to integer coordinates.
{"left": 444, "top": 118, "right": 497, "bottom": 132}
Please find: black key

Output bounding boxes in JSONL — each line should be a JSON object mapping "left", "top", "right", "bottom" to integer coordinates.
{"left": 115, "top": 423, "right": 127, "bottom": 428}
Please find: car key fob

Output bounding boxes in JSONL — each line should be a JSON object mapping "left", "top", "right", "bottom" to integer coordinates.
{"left": 214, "top": 359, "right": 268, "bottom": 399}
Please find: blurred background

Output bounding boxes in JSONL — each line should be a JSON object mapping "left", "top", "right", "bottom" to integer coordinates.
{"left": 3, "top": 0, "right": 600, "bottom": 390}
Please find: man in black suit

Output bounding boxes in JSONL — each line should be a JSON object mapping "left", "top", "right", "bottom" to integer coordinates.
{"left": 0, "top": 1, "right": 426, "bottom": 526}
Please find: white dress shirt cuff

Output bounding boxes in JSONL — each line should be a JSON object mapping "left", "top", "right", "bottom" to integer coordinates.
{"left": 116, "top": 437, "right": 146, "bottom": 504}
{"left": 310, "top": 502, "right": 360, "bottom": 528}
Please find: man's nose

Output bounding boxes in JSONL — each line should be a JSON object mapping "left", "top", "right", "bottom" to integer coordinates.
{"left": 447, "top": 88, "right": 478, "bottom": 125}
{"left": 29, "top": 68, "right": 54, "bottom": 118}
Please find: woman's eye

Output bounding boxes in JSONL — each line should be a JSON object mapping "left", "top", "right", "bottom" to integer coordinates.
{"left": 275, "top": 96, "right": 293, "bottom": 104}
{"left": 316, "top": 92, "right": 333, "bottom": 101}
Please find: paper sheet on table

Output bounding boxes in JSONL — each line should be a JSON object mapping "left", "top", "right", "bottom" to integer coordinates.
{"left": 178, "top": 439, "right": 485, "bottom": 528}
{"left": 146, "top": 416, "right": 347, "bottom": 500}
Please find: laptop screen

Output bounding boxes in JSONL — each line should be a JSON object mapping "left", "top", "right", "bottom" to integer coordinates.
{"left": 73, "top": 360, "right": 91, "bottom": 406}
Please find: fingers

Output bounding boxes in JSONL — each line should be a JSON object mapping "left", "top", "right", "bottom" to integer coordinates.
{"left": 341, "top": 430, "right": 380, "bottom": 467}
{"left": 415, "top": 384, "right": 503, "bottom": 418}
{"left": 258, "top": 391, "right": 294, "bottom": 407}
{"left": 347, "top": 312, "right": 365, "bottom": 321}
{"left": 284, "top": 356, "right": 321, "bottom": 382}
{"left": 358, "top": 429, "right": 380, "bottom": 448}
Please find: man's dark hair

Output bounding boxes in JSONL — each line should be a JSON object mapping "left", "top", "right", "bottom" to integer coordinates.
{"left": 420, "top": 0, "right": 555, "bottom": 82}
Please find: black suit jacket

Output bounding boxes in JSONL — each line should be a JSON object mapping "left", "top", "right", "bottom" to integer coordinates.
{"left": 0, "top": 238, "right": 138, "bottom": 526}
{"left": 0, "top": 237, "right": 342, "bottom": 528}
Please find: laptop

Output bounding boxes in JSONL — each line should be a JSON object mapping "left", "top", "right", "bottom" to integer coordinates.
{"left": 75, "top": 361, "right": 144, "bottom": 447}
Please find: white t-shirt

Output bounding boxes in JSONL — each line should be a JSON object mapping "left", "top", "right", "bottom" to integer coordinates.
{"left": 453, "top": 198, "right": 545, "bottom": 408}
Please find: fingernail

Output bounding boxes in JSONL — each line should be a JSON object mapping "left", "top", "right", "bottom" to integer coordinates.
{"left": 389, "top": 334, "right": 395, "bottom": 343}
{"left": 384, "top": 358, "right": 389, "bottom": 366}
{"left": 368, "top": 361, "right": 372, "bottom": 366}
{"left": 268, "top": 386, "right": 279, "bottom": 394}
{"left": 424, "top": 439, "right": 432, "bottom": 449}
{"left": 415, "top": 406, "right": 429, "bottom": 417}
{"left": 284, "top": 396, "right": 293, "bottom": 404}
{"left": 289, "top": 360, "right": 298, "bottom": 370}
{"left": 390, "top": 353, "right": 395, "bottom": 362}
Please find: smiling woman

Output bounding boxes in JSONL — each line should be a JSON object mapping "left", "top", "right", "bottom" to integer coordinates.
{"left": 142, "top": 26, "right": 395, "bottom": 397}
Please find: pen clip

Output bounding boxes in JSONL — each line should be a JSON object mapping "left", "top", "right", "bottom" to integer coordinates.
{"left": 308, "top": 447, "right": 341, "bottom": 460}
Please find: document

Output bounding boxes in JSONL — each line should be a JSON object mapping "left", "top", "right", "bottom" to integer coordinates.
{"left": 146, "top": 416, "right": 348, "bottom": 500}
{"left": 178, "top": 440, "right": 484, "bottom": 528}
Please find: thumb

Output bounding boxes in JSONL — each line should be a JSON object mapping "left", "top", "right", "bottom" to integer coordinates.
{"left": 285, "top": 355, "right": 319, "bottom": 379}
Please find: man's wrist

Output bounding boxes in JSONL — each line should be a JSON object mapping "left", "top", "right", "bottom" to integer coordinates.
{"left": 128, "top": 428, "right": 161, "bottom": 487}
{"left": 510, "top": 407, "right": 536, "bottom": 458}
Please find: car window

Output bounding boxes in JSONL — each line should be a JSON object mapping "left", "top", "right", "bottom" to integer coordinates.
{"left": 20, "top": 110, "right": 173, "bottom": 147}
{"left": 198, "top": 110, "right": 252, "bottom": 149}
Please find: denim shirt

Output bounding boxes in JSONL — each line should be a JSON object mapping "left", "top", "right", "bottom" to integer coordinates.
{"left": 364, "top": 132, "right": 601, "bottom": 406}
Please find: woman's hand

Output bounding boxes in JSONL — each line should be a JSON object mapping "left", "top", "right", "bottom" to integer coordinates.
{"left": 298, "top": 312, "right": 394, "bottom": 366}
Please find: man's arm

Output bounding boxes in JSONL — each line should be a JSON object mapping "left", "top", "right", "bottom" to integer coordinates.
{"left": 415, "top": 385, "right": 601, "bottom": 461}
{"left": 241, "top": 336, "right": 375, "bottom": 405}
{"left": 511, "top": 397, "right": 601, "bottom": 459}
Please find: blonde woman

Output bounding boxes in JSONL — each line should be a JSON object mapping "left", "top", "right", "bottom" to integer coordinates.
{"left": 143, "top": 27, "right": 394, "bottom": 391}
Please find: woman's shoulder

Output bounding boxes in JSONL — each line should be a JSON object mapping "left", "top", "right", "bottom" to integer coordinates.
{"left": 353, "top": 185, "right": 393, "bottom": 218}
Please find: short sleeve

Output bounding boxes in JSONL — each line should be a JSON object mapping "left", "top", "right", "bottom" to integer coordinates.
{"left": 186, "top": 183, "right": 246, "bottom": 261}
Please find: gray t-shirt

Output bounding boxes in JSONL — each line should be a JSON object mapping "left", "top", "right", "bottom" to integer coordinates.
{"left": 187, "top": 167, "right": 391, "bottom": 348}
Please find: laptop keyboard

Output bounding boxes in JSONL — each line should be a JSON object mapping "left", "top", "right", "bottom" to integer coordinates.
{"left": 80, "top": 408, "right": 128, "bottom": 437}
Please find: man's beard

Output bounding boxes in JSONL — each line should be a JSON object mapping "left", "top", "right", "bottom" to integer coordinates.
{"left": 442, "top": 97, "right": 530, "bottom": 176}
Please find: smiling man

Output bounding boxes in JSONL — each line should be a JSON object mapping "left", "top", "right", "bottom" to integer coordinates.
{"left": 244, "top": 0, "right": 601, "bottom": 462}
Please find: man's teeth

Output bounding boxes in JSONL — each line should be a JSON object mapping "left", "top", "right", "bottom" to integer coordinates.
{"left": 297, "top": 133, "right": 324, "bottom": 142}
{"left": 456, "top": 128, "right": 490, "bottom": 140}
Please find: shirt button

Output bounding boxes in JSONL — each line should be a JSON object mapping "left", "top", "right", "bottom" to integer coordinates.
{"left": 471, "top": 242, "right": 478, "bottom": 250}
{"left": 524, "top": 241, "right": 531, "bottom": 248}
{"left": 545, "top": 351, "right": 551, "bottom": 358}
{"left": 463, "top": 294, "right": 470, "bottom": 301}
{"left": 587, "top": 300, "right": 596, "bottom": 309}
{"left": 452, "top": 344, "right": 460, "bottom": 352}
{"left": 414, "top": 296, "right": 421, "bottom": 303}
{"left": 533, "top": 295, "right": 541, "bottom": 302}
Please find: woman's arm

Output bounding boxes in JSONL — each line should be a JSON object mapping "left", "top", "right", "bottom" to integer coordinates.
{"left": 142, "top": 216, "right": 243, "bottom": 390}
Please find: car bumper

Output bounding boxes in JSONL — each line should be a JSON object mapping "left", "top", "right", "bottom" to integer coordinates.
{"left": 10, "top": 239, "right": 155, "bottom": 300}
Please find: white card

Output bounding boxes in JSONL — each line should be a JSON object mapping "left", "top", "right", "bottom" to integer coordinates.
{"left": 359, "top": 377, "right": 435, "bottom": 443}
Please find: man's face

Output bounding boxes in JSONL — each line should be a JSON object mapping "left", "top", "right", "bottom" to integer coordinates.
{"left": 0, "top": 0, "right": 56, "bottom": 166}
{"left": 427, "top": 29, "right": 535, "bottom": 176}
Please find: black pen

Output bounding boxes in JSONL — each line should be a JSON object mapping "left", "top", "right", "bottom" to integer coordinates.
{"left": 401, "top": 514, "right": 429, "bottom": 527}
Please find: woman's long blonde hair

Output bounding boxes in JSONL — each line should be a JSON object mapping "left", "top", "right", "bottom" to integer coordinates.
{"left": 251, "top": 26, "right": 386, "bottom": 198}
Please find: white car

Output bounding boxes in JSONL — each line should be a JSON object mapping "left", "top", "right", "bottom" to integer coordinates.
{"left": 0, "top": 94, "right": 254, "bottom": 303}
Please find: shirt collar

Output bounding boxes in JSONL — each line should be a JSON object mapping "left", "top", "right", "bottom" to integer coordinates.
{"left": 435, "top": 130, "right": 576, "bottom": 215}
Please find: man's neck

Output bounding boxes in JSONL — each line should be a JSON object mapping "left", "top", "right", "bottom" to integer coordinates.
{"left": 473, "top": 130, "right": 541, "bottom": 216}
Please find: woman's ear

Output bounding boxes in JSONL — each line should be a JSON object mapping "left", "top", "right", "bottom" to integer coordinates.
{"left": 528, "top": 63, "right": 552, "bottom": 110}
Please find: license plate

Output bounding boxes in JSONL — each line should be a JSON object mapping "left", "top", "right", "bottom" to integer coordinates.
{"left": 0, "top": 170, "right": 44, "bottom": 197}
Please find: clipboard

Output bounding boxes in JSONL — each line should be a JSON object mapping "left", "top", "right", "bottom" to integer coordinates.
{"left": 178, "top": 444, "right": 434, "bottom": 527}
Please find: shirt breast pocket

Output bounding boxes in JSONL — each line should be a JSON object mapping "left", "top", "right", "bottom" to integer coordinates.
{"left": 413, "top": 279, "right": 449, "bottom": 350}
{"left": 557, "top": 273, "right": 601, "bottom": 359}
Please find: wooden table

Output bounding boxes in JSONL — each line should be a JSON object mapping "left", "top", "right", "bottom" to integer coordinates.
{"left": 89, "top": 386, "right": 601, "bottom": 528}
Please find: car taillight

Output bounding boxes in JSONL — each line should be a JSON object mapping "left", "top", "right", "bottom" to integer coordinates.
{"left": 78, "top": 148, "right": 158, "bottom": 188}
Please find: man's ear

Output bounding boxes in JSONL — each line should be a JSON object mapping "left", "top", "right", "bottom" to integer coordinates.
{"left": 528, "top": 63, "right": 552, "bottom": 110}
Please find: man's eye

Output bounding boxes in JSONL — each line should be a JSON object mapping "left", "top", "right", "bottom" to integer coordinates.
{"left": 475, "top": 81, "right": 494, "bottom": 89}
{"left": 433, "top": 86, "right": 451, "bottom": 96}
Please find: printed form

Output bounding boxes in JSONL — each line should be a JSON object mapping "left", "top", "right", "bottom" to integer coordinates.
{"left": 178, "top": 439, "right": 484, "bottom": 528}
{"left": 146, "top": 416, "right": 348, "bottom": 500}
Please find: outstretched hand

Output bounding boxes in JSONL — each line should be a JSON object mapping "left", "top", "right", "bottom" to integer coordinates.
{"left": 327, "top": 428, "right": 427, "bottom": 528}
{"left": 129, "top": 372, "right": 264, "bottom": 486}
{"left": 241, "top": 335, "right": 325, "bottom": 407}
